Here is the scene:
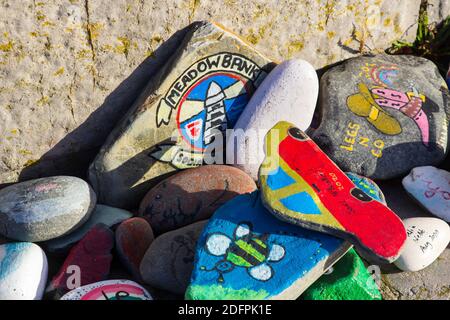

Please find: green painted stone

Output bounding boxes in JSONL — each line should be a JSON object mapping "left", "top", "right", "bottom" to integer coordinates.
{"left": 302, "top": 249, "right": 382, "bottom": 300}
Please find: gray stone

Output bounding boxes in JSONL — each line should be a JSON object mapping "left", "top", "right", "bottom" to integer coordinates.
{"left": 140, "top": 220, "right": 207, "bottom": 295}
{"left": 0, "top": 176, "right": 96, "bottom": 242}
{"left": 427, "top": 0, "right": 450, "bottom": 25}
{"left": 89, "top": 21, "right": 274, "bottom": 208}
{"left": 45, "top": 204, "right": 133, "bottom": 252}
{"left": 311, "top": 54, "right": 449, "bottom": 180}
{"left": 0, "top": 0, "right": 422, "bottom": 189}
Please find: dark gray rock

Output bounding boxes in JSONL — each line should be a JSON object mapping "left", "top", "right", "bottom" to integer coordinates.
{"left": 0, "top": 176, "right": 96, "bottom": 242}
{"left": 312, "top": 54, "right": 449, "bottom": 179}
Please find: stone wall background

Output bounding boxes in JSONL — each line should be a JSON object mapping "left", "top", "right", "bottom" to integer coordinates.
{"left": 0, "top": 0, "right": 447, "bottom": 185}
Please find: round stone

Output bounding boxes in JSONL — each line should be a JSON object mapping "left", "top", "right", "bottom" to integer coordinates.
{"left": 60, "top": 279, "right": 152, "bottom": 300}
{"left": 139, "top": 165, "right": 256, "bottom": 234}
{"left": 311, "top": 54, "right": 449, "bottom": 179}
{"left": 0, "top": 242, "right": 48, "bottom": 300}
{"left": 0, "top": 176, "right": 96, "bottom": 242}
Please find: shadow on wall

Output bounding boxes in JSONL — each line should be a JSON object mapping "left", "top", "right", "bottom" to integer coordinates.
{"left": 16, "top": 24, "right": 196, "bottom": 183}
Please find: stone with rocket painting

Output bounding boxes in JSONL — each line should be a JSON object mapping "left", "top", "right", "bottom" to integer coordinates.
{"left": 402, "top": 166, "right": 450, "bottom": 222}
{"left": 88, "top": 21, "right": 274, "bottom": 208}
{"left": 311, "top": 54, "right": 449, "bottom": 180}
{"left": 185, "top": 191, "right": 351, "bottom": 300}
{"left": 138, "top": 165, "right": 256, "bottom": 234}
{"left": 0, "top": 176, "right": 96, "bottom": 242}
{"left": 259, "top": 121, "right": 406, "bottom": 263}
{"left": 60, "top": 279, "right": 152, "bottom": 300}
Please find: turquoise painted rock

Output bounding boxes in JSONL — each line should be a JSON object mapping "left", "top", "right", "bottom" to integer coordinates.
{"left": 60, "top": 280, "right": 152, "bottom": 300}
{"left": 186, "top": 191, "right": 351, "bottom": 300}
{"left": 0, "top": 242, "right": 48, "bottom": 300}
{"left": 346, "top": 172, "right": 386, "bottom": 204}
{"left": 89, "top": 21, "right": 274, "bottom": 208}
{"left": 302, "top": 248, "right": 382, "bottom": 300}
{"left": 46, "top": 204, "right": 133, "bottom": 252}
{"left": 0, "top": 176, "right": 96, "bottom": 242}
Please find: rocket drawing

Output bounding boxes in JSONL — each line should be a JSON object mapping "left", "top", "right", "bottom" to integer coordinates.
{"left": 203, "top": 81, "right": 228, "bottom": 147}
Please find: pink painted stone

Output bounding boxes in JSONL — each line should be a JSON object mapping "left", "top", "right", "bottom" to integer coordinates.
{"left": 115, "top": 217, "right": 154, "bottom": 281}
{"left": 46, "top": 224, "right": 114, "bottom": 296}
{"left": 139, "top": 165, "right": 257, "bottom": 234}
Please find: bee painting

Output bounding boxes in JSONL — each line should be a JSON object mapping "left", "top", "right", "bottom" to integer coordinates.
{"left": 200, "top": 223, "right": 285, "bottom": 283}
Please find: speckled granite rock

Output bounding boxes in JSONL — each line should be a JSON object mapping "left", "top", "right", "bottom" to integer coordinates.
{"left": 312, "top": 54, "right": 449, "bottom": 179}
{"left": 0, "top": 1, "right": 421, "bottom": 186}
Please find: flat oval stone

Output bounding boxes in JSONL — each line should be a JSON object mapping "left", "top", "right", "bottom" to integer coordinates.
{"left": 47, "top": 224, "right": 114, "bottom": 297}
{"left": 88, "top": 21, "right": 274, "bottom": 209}
{"left": 140, "top": 220, "right": 207, "bottom": 295}
{"left": 402, "top": 166, "right": 450, "bottom": 222}
{"left": 45, "top": 204, "right": 133, "bottom": 253}
{"left": 139, "top": 165, "right": 256, "bottom": 234}
{"left": 0, "top": 242, "right": 48, "bottom": 300}
{"left": 302, "top": 248, "right": 382, "bottom": 300}
{"left": 186, "top": 191, "right": 351, "bottom": 300}
{"left": 346, "top": 172, "right": 386, "bottom": 204}
{"left": 311, "top": 54, "right": 450, "bottom": 179}
{"left": 116, "top": 217, "right": 154, "bottom": 281}
{"left": 394, "top": 217, "right": 450, "bottom": 272}
{"left": 60, "top": 280, "right": 152, "bottom": 300}
{"left": 0, "top": 176, "right": 96, "bottom": 242}
{"left": 226, "top": 59, "right": 319, "bottom": 180}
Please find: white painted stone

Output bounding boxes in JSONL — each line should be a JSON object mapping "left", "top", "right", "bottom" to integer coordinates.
{"left": 226, "top": 59, "right": 319, "bottom": 180}
{"left": 60, "top": 279, "right": 152, "bottom": 300}
{"left": 402, "top": 166, "right": 450, "bottom": 222}
{"left": 394, "top": 217, "right": 450, "bottom": 272}
{"left": 0, "top": 242, "right": 48, "bottom": 300}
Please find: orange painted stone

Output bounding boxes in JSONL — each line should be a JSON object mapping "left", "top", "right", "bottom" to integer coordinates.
{"left": 139, "top": 165, "right": 256, "bottom": 234}
{"left": 115, "top": 217, "right": 154, "bottom": 281}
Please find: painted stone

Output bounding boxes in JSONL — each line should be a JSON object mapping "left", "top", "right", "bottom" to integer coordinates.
{"left": 302, "top": 248, "right": 382, "bottom": 300}
{"left": 116, "top": 217, "right": 154, "bottom": 281}
{"left": 402, "top": 166, "right": 450, "bottom": 222}
{"left": 311, "top": 54, "right": 449, "bottom": 180}
{"left": 446, "top": 65, "right": 450, "bottom": 89}
{"left": 60, "top": 280, "right": 152, "bottom": 300}
{"left": 46, "top": 204, "right": 132, "bottom": 253}
{"left": 139, "top": 165, "right": 256, "bottom": 234}
{"left": 140, "top": 220, "right": 207, "bottom": 295}
{"left": 88, "top": 21, "right": 274, "bottom": 208}
{"left": 346, "top": 172, "right": 386, "bottom": 204}
{"left": 0, "top": 242, "right": 48, "bottom": 300}
{"left": 0, "top": 176, "right": 96, "bottom": 242}
{"left": 226, "top": 59, "right": 319, "bottom": 180}
{"left": 186, "top": 191, "right": 351, "bottom": 300}
{"left": 46, "top": 224, "right": 114, "bottom": 297}
{"left": 259, "top": 121, "right": 406, "bottom": 263}
{"left": 394, "top": 217, "right": 450, "bottom": 272}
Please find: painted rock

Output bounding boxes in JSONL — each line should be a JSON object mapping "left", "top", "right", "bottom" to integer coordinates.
{"left": 394, "top": 217, "right": 450, "bottom": 272}
{"left": 186, "top": 191, "right": 351, "bottom": 300}
{"left": 302, "top": 248, "right": 382, "bottom": 300}
{"left": 346, "top": 172, "right": 386, "bottom": 204}
{"left": 60, "top": 280, "right": 152, "bottom": 300}
{"left": 139, "top": 165, "right": 256, "bottom": 234}
{"left": 116, "top": 217, "right": 154, "bottom": 281}
{"left": 140, "top": 220, "right": 207, "bottom": 295}
{"left": 446, "top": 65, "right": 450, "bottom": 89}
{"left": 259, "top": 121, "right": 406, "bottom": 263}
{"left": 402, "top": 166, "right": 450, "bottom": 222}
{"left": 0, "top": 176, "right": 96, "bottom": 242}
{"left": 311, "top": 54, "right": 449, "bottom": 180}
{"left": 88, "top": 21, "right": 274, "bottom": 208}
{"left": 47, "top": 224, "right": 114, "bottom": 297}
{"left": 0, "top": 243, "right": 47, "bottom": 300}
{"left": 226, "top": 59, "right": 319, "bottom": 180}
{"left": 45, "top": 204, "right": 133, "bottom": 252}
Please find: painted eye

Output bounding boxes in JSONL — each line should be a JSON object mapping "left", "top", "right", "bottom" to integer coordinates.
{"left": 351, "top": 188, "right": 372, "bottom": 202}
{"left": 288, "top": 127, "right": 309, "bottom": 141}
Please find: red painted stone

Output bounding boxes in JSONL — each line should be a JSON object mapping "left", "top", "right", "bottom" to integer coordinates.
{"left": 115, "top": 217, "right": 154, "bottom": 281}
{"left": 46, "top": 224, "right": 114, "bottom": 296}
